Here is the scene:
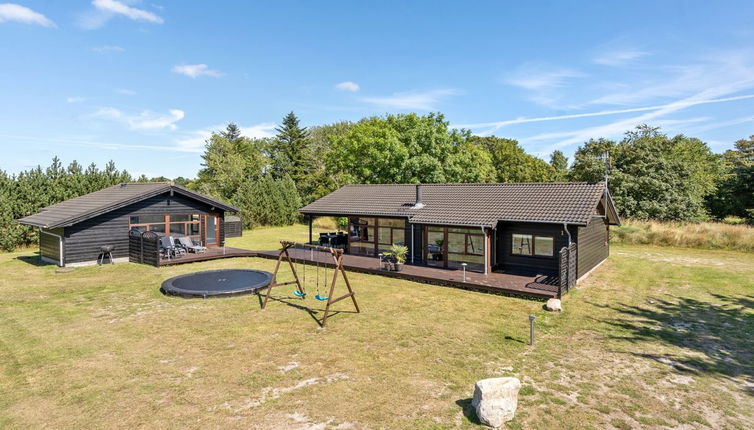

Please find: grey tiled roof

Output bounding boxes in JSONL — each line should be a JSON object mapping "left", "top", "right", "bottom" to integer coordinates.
{"left": 300, "top": 182, "right": 617, "bottom": 227}
{"left": 18, "top": 183, "right": 239, "bottom": 229}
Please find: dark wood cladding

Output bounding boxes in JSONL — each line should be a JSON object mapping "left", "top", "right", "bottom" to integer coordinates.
{"left": 224, "top": 219, "right": 242, "bottom": 238}
{"left": 40, "top": 227, "right": 63, "bottom": 263}
{"left": 407, "top": 222, "right": 424, "bottom": 264}
{"left": 495, "top": 222, "right": 576, "bottom": 276}
{"left": 63, "top": 192, "right": 223, "bottom": 264}
{"left": 576, "top": 216, "right": 609, "bottom": 278}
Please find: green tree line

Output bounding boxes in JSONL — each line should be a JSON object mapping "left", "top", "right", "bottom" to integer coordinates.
{"left": 1, "top": 112, "right": 751, "bottom": 251}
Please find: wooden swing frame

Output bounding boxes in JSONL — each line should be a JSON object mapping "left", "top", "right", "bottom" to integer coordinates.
{"left": 261, "top": 240, "right": 360, "bottom": 327}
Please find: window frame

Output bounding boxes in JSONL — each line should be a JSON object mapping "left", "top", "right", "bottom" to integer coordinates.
{"left": 510, "top": 233, "right": 555, "bottom": 258}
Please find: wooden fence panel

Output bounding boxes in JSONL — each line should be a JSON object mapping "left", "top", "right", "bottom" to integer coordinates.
{"left": 128, "top": 229, "right": 160, "bottom": 267}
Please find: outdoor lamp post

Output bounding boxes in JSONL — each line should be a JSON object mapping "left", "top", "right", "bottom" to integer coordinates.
{"left": 529, "top": 314, "right": 536, "bottom": 346}
{"left": 461, "top": 262, "right": 467, "bottom": 282}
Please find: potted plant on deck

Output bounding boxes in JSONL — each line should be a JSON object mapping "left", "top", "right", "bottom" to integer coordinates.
{"left": 390, "top": 244, "right": 408, "bottom": 271}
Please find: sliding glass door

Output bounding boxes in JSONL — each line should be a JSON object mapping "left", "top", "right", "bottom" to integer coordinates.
{"left": 205, "top": 214, "right": 219, "bottom": 246}
{"left": 424, "top": 226, "right": 487, "bottom": 272}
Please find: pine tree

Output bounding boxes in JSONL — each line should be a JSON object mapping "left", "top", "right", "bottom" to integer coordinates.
{"left": 270, "top": 112, "right": 311, "bottom": 188}
{"left": 220, "top": 122, "right": 242, "bottom": 142}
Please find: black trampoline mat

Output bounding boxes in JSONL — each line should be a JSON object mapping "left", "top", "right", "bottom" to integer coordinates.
{"left": 161, "top": 269, "right": 273, "bottom": 298}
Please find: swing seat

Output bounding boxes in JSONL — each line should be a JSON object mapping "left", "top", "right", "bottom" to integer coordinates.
{"left": 314, "top": 294, "right": 328, "bottom": 301}
{"left": 293, "top": 290, "right": 306, "bottom": 297}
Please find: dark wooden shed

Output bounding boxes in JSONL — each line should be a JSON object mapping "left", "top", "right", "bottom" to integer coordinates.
{"left": 18, "top": 183, "right": 239, "bottom": 267}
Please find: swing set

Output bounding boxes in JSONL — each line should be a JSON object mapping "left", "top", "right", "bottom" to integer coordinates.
{"left": 261, "top": 241, "right": 360, "bottom": 327}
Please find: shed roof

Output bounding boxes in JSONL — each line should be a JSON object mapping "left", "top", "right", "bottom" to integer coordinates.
{"left": 17, "top": 183, "right": 239, "bottom": 229}
{"left": 300, "top": 182, "right": 620, "bottom": 227}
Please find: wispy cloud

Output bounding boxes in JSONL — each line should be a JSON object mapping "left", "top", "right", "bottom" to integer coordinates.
{"left": 66, "top": 96, "right": 85, "bottom": 103}
{"left": 92, "top": 0, "right": 162, "bottom": 23}
{"left": 0, "top": 3, "right": 56, "bottom": 27}
{"left": 455, "top": 94, "right": 754, "bottom": 132}
{"left": 505, "top": 63, "right": 585, "bottom": 91}
{"left": 92, "top": 45, "right": 124, "bottom": 54}
{"left": 588, "top": 49, "right": 754, "bottom": 106}
{"left": 115, "top": 88, "right": 136, "bottom": 95}
{"left": 174, "top": 123, "right": 276, "bottom": 152}
{"left": 91, "top": 107, "right": 185, "bottom": 131}
{"left": 503, "top": 63, "right": 586, "bottom": 109}
{"left": 528, "top": 90, "right": 754, "bottom": 154}
{"left": 361, "top": 89, "right": 460, "bottom": 110}
{"left": 78, "top": 0, "right": 162, "bottom": 29}
{"left": 593, "top": 48, "right": 649, "bottom": 67}
{"left": 335, "top": 81, "right": 360, "bottom": 92}
{"left": 172, "top": 64, "right": 223, "bottom": 78}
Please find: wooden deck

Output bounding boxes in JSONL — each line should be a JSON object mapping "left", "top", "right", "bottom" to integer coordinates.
{"left": 159, "top": 247, "right": 257, "bottom": 266}
{"left": 254, "top": 248, "right": 560, "bottom": 299}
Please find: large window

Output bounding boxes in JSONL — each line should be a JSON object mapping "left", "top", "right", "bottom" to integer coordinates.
{"left": 447, "top": 227, "right": 485, "bottom": 271}
{"left": 129, "top": 214, "right": 201, "bottom": 240}
{"left": 348, "top": 217, "right": 406, "bottom": 256}
{"left": 377, "top": 218, "right": 406, "bottom": 254}
{"left": 348, "top": 217, "right": 376, "bottom": 256}
{"left": 511, "top": 234, "right": 554, "bottom": 257}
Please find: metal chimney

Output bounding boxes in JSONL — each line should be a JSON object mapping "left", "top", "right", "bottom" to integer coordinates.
{"left": 414, "top": 184, "right": 425, "bottom": 209}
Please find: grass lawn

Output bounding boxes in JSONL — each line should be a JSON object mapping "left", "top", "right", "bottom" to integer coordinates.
{"left": 1, "top": 224, "right": 753, "bottom": 429}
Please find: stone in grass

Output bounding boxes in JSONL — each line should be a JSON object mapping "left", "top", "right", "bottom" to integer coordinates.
{"left": 545, "top": 298, "right": 562, "bottom": 312}
{"left": 471, "top": 377, "right": 521, "bottom": 428}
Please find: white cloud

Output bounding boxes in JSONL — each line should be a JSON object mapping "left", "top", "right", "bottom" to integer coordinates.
{"left": 588, "top": 49, "right": 754, "bottom": 106}
{"left": 361, "top": 89, "right": 460, "bottom": 110}
{"left": 455, "top": 94, "right": 754, "bottom": 132}
{"left": 527, "top": 90, "right": 754, "bottom": 154}
{"left": 92, "top": 0, "right": 163, "bottom": 23}
{"left": 174, "top": 123, "right": 276, "bottom": 152}
{"left": 91, "top": 107, "right": 185, "bottom": 131}
{"left": 172, "top": 64, "right": 223, "bottom": 78}
{"left": 115, "top": 88, "right": 136, "bottom": 95}
{"left": 79, "top": 0, "right": 162, "bottom": 29}
{"left": 335, "top": 81, "right": 360, "bottom": 92}
{"left": 92, "top": 45, "right": 124, "bottom": 53}
{"left": 505, "top": 64, "right": 585, "bottom": 91}
{"left": 66, "top": 96, "right": 85, "bottom": 103}
{"left": 0, "top": 3, "right": 56, "bottom": 27}
{"left": 503, "top": 63, "right": 586, "bottom": 109}
{"left": 593, "top": 48, "right": 650, "bottom": 67}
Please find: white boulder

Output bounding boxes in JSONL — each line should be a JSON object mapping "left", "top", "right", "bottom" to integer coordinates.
{"left": 471, "top": 377, "right": 521, "bottom": 428}
{"left": 545, "top": 298, "right": 562, "bottom": 312}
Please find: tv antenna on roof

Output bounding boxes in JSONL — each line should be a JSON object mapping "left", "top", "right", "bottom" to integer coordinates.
{"left": 599, "top": 152, "right": 610, "bottom": 190}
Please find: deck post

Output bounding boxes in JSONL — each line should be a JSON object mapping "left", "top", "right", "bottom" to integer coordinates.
{"left": 308, "top": 215, "right": 313, "bottom": 244}
{"left": 482, "top": 226, "right": 488, "bottom": 275}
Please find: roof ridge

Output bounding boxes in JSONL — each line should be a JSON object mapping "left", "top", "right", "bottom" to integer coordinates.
{"left": 343, "top": 182, "right": 602, "bottom": 187}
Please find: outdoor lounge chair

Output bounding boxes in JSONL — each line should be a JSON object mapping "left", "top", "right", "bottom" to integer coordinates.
{"left": 160, "top": 236, "right": 186, "bottom": 259}
{"left": 177, "top": 236, "right": 207, "bottom": 253}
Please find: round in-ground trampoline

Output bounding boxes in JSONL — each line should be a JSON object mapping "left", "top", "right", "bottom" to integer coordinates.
{"left": 161, "top": 269, "right": 273, "bottom": 298}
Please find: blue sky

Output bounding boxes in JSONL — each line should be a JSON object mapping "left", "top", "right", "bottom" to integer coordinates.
{"left": 1, "top": 1, "right": 753, "bottom": 179}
